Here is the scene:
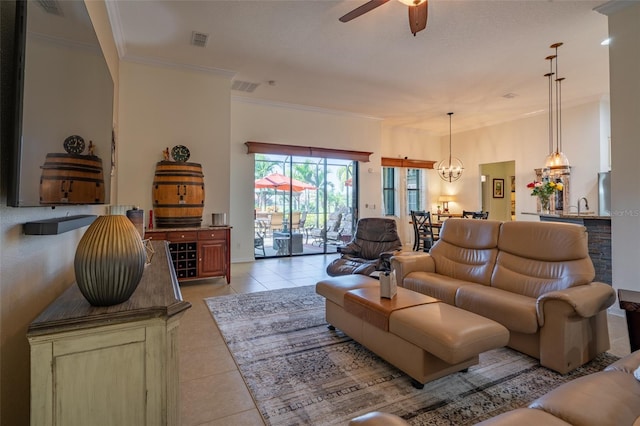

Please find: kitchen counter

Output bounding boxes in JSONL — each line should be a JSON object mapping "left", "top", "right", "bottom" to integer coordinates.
{"left": 521, "top": 212, "right": 611, "bottom": 221}
{"left": 522, "top": 212, "right": 611, "bottom": 285}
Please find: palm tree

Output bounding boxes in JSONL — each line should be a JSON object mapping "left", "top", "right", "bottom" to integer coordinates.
{"left": 255, "top": 155, "right": 278, "bottom": 210}
{"left": 293, "top": 161, "right": 329, "bottom": 228}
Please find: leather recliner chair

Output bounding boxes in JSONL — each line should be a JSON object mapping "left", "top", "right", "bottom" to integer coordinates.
{"left": 326, "top": 217, "right": 402, "bottom": 276}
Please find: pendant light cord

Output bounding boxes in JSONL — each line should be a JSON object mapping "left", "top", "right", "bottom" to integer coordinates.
{"left": 448, "top": 112, "right": 453, "bottom": 167}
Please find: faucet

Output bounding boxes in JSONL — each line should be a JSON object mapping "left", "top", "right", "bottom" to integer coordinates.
{"left": 577, "top": 197, "right": 589, "bottom": 215}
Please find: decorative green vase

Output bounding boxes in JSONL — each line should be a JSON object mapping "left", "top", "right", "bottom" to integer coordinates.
{"left": 74, "top": 215, "right": 146, "bottom": 306}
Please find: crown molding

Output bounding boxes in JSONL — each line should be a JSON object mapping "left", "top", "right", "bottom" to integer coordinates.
{"left": 594, "top": 0, "right": 636, "bottom": 16}
{"left": 105, "top": 0, "right": 127, "bottom": 59}
{"left": 232, "top": 95, "right": 382, "bottom": 121}
{"left": 122, "top": 55, "right": 236, "bottom": 78}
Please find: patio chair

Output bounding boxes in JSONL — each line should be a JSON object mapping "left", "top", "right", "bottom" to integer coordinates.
{"left": 326, "top": 217, "right": 402, "bottom": 276}
{"left": 269, "top": 212, "right": 284, "bottom": 235}
{"left": 291, "top": 211, "right": 306, "bottom": 231}
{"left": 254, "top": 220, "right": 267, "bottom": 256}
{"left": 290, "top": 212, "right": 301, "bottom": 230}
{"left": 310, "top": 212, "right": 342, "bottom": 246}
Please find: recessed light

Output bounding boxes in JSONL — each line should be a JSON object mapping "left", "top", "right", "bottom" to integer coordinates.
{"left": 601, "top": 38, "right": 611, "bottom": 46}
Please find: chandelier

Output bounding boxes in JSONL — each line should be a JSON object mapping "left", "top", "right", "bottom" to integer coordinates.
{"left": 436, "top": 112, "right": 464, "bottom": 182}
{"left": 544, "top": 42, "right": 570, "bottom": 173}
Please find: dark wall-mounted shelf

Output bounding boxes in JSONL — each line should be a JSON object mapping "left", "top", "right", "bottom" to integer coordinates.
{"left": 24, "top": 215, "right": 97, "bottom": 235}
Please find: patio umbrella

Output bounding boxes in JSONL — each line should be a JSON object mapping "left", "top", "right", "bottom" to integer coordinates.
{"left": 255, "top": 173, "right": 316, "bottom": 192}
{"left": 255, "top": 173, "right": 316, "bottom": 212}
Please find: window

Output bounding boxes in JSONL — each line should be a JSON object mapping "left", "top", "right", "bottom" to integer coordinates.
{"left": 407, "top": 168, "right": 422, "bottom": 213}
{"left": 382, "top": 167, "right": 395, "bottom": 216}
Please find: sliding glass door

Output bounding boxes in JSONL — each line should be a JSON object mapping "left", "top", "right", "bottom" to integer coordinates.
{"left": 254, "top": 154, "right": 357, "bottom": 258}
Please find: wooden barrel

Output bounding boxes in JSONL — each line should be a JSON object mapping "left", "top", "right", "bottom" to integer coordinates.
{"left": 152, "top": 161, "right": 205, "bottom": 228}
{"left": 40, "top": 153, "right": 105, "bottom": 205}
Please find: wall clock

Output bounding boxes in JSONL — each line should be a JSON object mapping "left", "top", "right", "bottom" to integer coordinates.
{"left": 171, "top": 145, "right": 190, "bottom": 162}
{"left": 63, "top": 135, "right": 85, "bottom": 155}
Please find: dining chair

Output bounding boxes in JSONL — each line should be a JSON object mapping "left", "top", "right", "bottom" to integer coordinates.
{"left": 462, "top": 210, "right": 489, "bottom": 219}
{"left": 410, "top": 211, "right": 435, "bottom": 252}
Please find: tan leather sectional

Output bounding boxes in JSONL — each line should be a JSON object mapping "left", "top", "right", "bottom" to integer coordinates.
{"left": 391, "top": 218, "right": 617, "bottom": 374}
{"left": 349, "top": 350, "right": 640, "bottom": 425}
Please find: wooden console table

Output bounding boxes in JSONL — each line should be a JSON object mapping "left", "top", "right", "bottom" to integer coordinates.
{"left": 146, "top": 226, "right": 231, "bottom": 283}
{"left": 27, "top": 241, "right": 191, "bottom": 425}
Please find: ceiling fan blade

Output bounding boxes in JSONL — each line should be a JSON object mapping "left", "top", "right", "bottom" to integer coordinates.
{"left": 408, "top": 0, "right": 428, "bottom": 36}
{"left": 339, "top": 0, "right": 391, "bottom": 23}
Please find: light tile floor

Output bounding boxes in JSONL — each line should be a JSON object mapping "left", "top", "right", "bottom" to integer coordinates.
{"left": 178, "top": 254, "right": 632, "bottom": 426}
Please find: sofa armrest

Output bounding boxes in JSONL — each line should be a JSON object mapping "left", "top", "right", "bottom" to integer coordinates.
{"left": 390, "top": 253, "right": 434, "bottom": 284}
{"left": 605, "top": 349, "right": 640, "bottom": 374}
{"left": 536, "top": 282, "right": 616, "bottom": 327}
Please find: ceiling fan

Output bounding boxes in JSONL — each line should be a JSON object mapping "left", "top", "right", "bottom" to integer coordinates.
{"left": 339, "top": 0, "right": 428, "bottom": 36}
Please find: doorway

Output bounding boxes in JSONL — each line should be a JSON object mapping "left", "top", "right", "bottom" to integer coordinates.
{"left": 254, "top": 154, "right": 357, "bottom": 258}
{"left": 479, "top": 160, "right": 516, "bottom": 221}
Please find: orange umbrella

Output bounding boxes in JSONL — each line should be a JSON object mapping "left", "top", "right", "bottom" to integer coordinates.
{"left": 255, "top": 173, "right": 316, "bottom": 192}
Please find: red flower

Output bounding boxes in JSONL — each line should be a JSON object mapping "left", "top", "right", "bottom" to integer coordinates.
{"left": 526, "top": 181, "right": 536, "bottom": 189}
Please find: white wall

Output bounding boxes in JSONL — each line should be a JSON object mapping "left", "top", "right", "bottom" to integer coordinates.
{"left": 230, "top": 99, "right": 382, "bottom": 262}
{"left": 0, "top": 2, "right": 119, "bottom": 424}
{"left": 432, "top": 99, "right": 608, "bottom": 221}
{"left": 117, "top": 61, "right": 231, "bottom": 221}
{"left": 606, "top": 1, "right": 640, "bottom": 312}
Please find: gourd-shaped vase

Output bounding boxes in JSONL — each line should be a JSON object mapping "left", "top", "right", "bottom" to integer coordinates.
{"left": 75, "top": 215, "right": 146, "bottom": 306}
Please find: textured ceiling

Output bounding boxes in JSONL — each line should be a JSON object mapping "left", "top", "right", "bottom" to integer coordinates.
{"left": 106, "top": 0, "right": 610, "bottom": 136}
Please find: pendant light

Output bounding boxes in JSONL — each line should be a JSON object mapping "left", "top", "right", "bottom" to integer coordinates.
{"left": 544, "top": 42, "right": 570, "bottom": 172}
{"left": 436, "top": 112, "right": 464, "bottom": 182}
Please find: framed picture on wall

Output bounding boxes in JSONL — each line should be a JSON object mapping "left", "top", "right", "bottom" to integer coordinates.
{"left": 493, "top": 178, "right": 504, "bottom": 198}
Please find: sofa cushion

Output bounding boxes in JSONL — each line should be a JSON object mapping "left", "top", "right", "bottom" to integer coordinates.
{"left": 430, "top": 219, "right": 501, "bottom": 286}
{"left": 403, "top": 271, "right": 472, "bottom": 305}
{"left": 529, "top": 371, "right": 640, "bottom": 425}
{"left": 455, "top": 285, "right": 538, "bottom": 334}
{"left": 492, "top": 221, "right": 595, "bottom": 298}
{"left": 316, "top": 275, "right": 379, "bottom": 307}
{"left": 491, "top": 251, "right": 596, "bottom": 299}
{"left": 389, "top": 303, "right": 509, "bottom": 365}
{"left": 498, "top": 221, "right": 591, "bottom": 261}
{"left": 474, "top": 408, "right": 572, "bottom": 426}
{"left": 438, "top": 218, "right": 502, "bottom": 249}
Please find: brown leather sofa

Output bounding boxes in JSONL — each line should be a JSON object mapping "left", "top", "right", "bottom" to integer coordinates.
{"left": 326, "top": 218, "right": 402, "bottom": 276}
{"left": 391, "top": 218, "right": 616, "bottom": 374}
{"left": 350, "top": 350, "right": 640, "bottom": 426}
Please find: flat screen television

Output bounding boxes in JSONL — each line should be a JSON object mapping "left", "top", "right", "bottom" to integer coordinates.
{"left": 7, "top": 0, "right": 114, "bottom": 207}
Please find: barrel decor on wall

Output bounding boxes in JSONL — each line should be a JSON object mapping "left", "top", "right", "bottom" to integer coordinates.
{"left": 152, "top": 161, "right": 205, "bottom": 228}
{"left": 40, "top": 153, "right": 105, "bottom": 204}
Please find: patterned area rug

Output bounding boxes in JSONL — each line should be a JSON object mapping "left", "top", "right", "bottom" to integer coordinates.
{"left": 205, "top": 285, "right": 618, "bottom": 425}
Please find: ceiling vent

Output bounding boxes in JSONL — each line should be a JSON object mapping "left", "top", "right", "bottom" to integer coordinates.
{"left": 191, "top": 31, "right": 209, "bottom": 48}
{"left": 232, "top": 80, "right": 260, "bottom": 93}
{"left": 37, "top": 0, "right": 63, "bottom": 15}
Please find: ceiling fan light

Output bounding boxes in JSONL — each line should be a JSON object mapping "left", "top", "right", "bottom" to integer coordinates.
{"left": 397, "top": 0, "right": 426, "bottom": 6}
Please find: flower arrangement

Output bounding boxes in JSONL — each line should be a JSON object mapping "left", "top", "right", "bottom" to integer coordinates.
{"left": 527, "top": 181, "right": 563, "bottom": 212}
{"left": 526, "top": 181, "right": 563, "bottom": 198}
